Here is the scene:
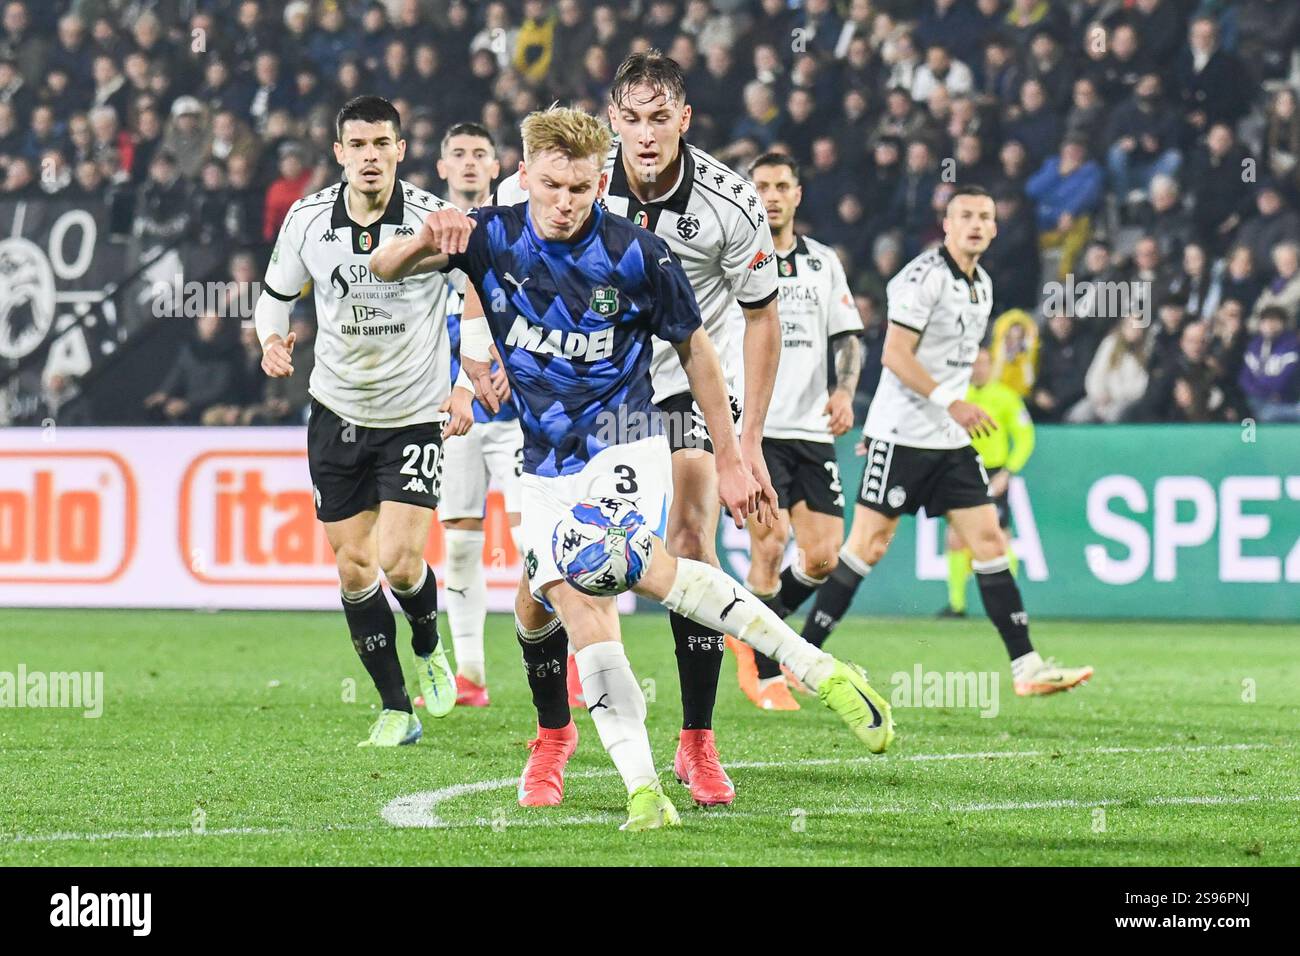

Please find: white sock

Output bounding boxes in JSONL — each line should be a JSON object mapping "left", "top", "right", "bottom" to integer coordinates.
{"left": 662, "top": 558, "right": 836, "bottom": 690}
{"left": 444, "top": 529, "right": 486, "bottom": 685}
{"left": 574, "top": 642, "right": 658, "bottom": 793}
{"left": 1011, "top": 651, "right": 1043, "bottom": 681}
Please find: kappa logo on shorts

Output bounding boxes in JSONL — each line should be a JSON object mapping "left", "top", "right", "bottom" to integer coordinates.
{"left": 402, "top": 477, "right": 429, "bottom": 494}
{"left": 887, "top": 486, "right": 907, "bottom": 509}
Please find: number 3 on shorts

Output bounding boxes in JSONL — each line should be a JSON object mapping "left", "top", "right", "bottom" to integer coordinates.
{"left": 614, "top": 464, "right": 638, "bottom": 494}
{"left": 401, "top": 443, "right": 441, "bottom": 480}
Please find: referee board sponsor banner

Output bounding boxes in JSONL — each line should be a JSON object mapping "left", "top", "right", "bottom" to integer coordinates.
{"left": 717, "top": 425, "right": 1300, "bottom": 621}
{"left": 0, "top": 427, "right": 560, "bottom": 611}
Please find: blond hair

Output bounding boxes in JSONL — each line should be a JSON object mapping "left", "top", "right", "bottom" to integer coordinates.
{"left": 520, "top": 106, "right": 612, "bottom": 166}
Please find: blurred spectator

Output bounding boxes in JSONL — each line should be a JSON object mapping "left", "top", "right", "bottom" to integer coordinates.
{"left": 134, "top": 150, "right": 190, "bottom": 243}
{"left": 515, "top": 0, "right": 557, "bottom": 85}
{"left": 1026, "top": 135, "right": 1102, "bottom": 276}
{"left": 1206, "top": 298, "right": 1249, "bottom": 403}
{"left": 1185, "top": 124, "right": 1252, "bottom": 255}
{"left": 142, "top": 315, "right": 247, "bottom": 424}
{"left": 1005, "top": 78, "right": 1060, "bottom": 171}
{"left": 1250, "top": 242, "right": 1300, "bottom": 326}
{"left": 1236, "top": 184, "right": 1300, "bottom": 274}
{"left": 888, "top": 139, "right": 940, "bottom": 256}
{"left": 733, "top": 81, "right": 781, "bottom": 148}
{"left": 160, "top": 97, "right": 211, "bottom": 180}
{"left": 1069, "top": 313, "right": 1151, "bottom": 423}
{"left": 263, "top": 144, "right": 312, "bottom": 242}
{"left": 1137, "top": 320, "right": 1231, "bottom": 422}
{"left": 1237, "top": 0, "right": 1300, "bottom": 86}
{"left": 1239, "top": 306, "right": 1300, "bottom": 421}
{"left": 1263, "top": 88, "right": 1300, "bottom": 199}
{"left": 989, "top": 308, "right": 1040, "bottom": 397}
{"left": 1031, "top": 312, "right": 1098, "bottom": 422}
{"left": 1176, "top": 16, "right": 1250, "bottom": 137}
{"left": 1105, "top": 73, "right": 1181, "bottom": 201}
{"left": 1137, "top": 175, "right": 1193, "bottom": 263}
{"left": 1025, "top": 29, "right": 1072, "bottom": 113}
{"left": 1, "top": 2, "right": 44, "bottom": 89}
{"left": 1148, "top": 295, "right": 1190, "bottom": 373}
{"left": 1064, "top": 76, "right": 1106, "bottom": 159}
{"left": 983, "top": 186, "right": 1040, "bottom": 313}
{"left": 1219, "top": 245, "right": 1264, "bottom": 317}
{"left": 912, "top": 44, "right": 973, "bottom": 103}
{"left": 0, "top": 55, "right": 32, "bottom": 124}
{"left": 1166, "top": 242, "right": 1223, "bottom": 325}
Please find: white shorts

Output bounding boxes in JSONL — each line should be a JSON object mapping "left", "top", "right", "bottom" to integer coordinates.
{"left": 520, "top": 435, "right": 673, "bottom": 599}
{"left": 439, "top": 419, "right": 524, "bottom": 520}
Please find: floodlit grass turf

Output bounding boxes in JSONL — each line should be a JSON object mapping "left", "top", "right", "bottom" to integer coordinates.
{"left": 1, "top": 609, "right": 1297, "bottom": 866}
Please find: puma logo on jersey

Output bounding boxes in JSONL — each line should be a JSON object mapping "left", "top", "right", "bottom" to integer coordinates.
{"left": 402, "top": 477, "right": 429, "bottom": 493}
{"left": 505, "top": 315, "right": 615, "bottom": 362}
{"left": 503, "top": 272, "right": 530, "bottom": 295}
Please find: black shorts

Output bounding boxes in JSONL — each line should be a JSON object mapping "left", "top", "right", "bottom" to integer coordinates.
{"left": 762, "top": 438, "right": 844, "bottom": 517}
{"left": 856, "top": 437, "right": 992, "bottom": 518}
{"left": 656, "top": 391, "right": 742, "bottom": 454}
{"left": 307, "top": 398, "right": 443, "bottom": 522}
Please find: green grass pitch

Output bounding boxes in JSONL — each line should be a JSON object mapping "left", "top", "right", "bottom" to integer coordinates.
{"left": 2, "top": 609, "right": 1297, "bottom": 866}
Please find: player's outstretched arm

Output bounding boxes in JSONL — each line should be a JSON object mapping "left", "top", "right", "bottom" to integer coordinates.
{"left": 674, "top": 328, "right": 766, "bottom": 527}
{"left": 458, "top": 281, "right": 507, "bottom": 414}
{"left": 882, "top": 323, "right": 996, "bottom": 438}
{"left": 739, "top": 298, "right": 782, "bottom": 520}
{"left": 368, "top": 208, "right": 476, "bottom": 280}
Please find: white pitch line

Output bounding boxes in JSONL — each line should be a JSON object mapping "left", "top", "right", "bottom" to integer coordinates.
{"left": 4, "top": 742, "right": 1285, "bottom": 845}
{"left": 380, "top": 741, "right": 1282, "bottom": 829}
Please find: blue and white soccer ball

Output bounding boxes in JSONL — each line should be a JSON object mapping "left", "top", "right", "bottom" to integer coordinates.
{"left": 552, "top": 496, "right": 656, "bottom": 596}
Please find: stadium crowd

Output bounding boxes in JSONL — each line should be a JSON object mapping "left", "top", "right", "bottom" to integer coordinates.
{"left": 2, "top": 0, "right": 1298, "bottom": 425}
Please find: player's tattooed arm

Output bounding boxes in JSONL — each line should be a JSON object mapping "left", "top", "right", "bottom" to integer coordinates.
{"left": 674, "top": 328, "right": 768, "bottom": 528}
{"left": 369, "top": 208, "right": 475, "bottom": 280}
{"left": 824, "top": 333, "right": 862, "bottom": 436}
{"left": 882, "top": 324, "right": 995, "bottom": 438}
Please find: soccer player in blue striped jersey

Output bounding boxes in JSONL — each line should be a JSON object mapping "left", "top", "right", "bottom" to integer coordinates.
{"left": 371, "top": 107, "right": 893, "bottom": 830}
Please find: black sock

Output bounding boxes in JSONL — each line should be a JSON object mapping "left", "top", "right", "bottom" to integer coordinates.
{"left": 752, "top": 592, "right": 786, "bottom": 680}
{"left": 974, "top": 559, "right": 1034, "bottom": 660}
{"left": 776, "top": 565, "right": 821, "bottom": 617}
{"left": 342, "top": 583, "right": 411, "bottom": 713}
{"left": 671, "top": 612, "right": 725, "bottom": 730}
{"left": 801, "top": 557, "right": 866, "bottom": 649}
{"left": 517, "top": 616, "right": 571, "bottom": 730}
{"left": 391, "top": 564, "right": 440, "bottom": 657}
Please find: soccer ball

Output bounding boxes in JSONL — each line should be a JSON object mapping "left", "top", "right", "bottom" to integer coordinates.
{"left": 552, "top": 496, "right": 656, "bottom": 596}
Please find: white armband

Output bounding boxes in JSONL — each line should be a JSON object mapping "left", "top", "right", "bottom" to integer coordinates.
{"left": 927, "top": 381, "right": 964, "bottom": 411}
{"left": 254, "top": 291, "right": 293, "bottom": 349}
{"left": 460, "top": 313, "right": 492, "bottom": 362}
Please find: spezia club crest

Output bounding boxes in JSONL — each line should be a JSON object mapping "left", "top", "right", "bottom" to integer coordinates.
{"left": 590, "top": 286, "right": 619, "bottom": 317}
{"left": 675, "top": 213, "right": 700, "bottom": 240}
{"left": 887, "top": 486, "right": 907, "bottom": 509}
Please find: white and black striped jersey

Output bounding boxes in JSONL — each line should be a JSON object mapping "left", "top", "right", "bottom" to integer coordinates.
{"left": 496, "top": 137, "right": 778, "bottom": 405}
{"left": 263, "top": 179, "right": 454, "bottom": 428}
{"left": 764, "top": 235, "right": 862, "bottom": 443}
{"left": 864, "top": 245, "right": 994, "bottom": 449}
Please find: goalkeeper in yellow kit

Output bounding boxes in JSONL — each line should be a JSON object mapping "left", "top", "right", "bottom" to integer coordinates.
{"left": 940, "top": 347, "right": 1035, "bottom": 617}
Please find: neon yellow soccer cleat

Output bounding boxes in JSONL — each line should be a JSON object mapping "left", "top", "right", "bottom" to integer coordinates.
{"left": 818, "top": 661, "right": 895, "bottom": 754}
{"left": 414, "top": 643, "right": 457, "bottom": 718}
{"left": 621, "top": 782, "right": 682, "bottom": 832}
{"left": 358, "top": 709, "right": 422, "bottom": 747}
